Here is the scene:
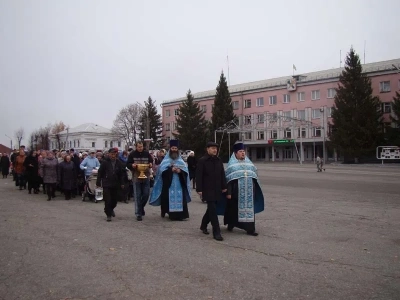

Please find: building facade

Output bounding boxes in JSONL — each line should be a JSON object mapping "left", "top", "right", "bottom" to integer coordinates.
{"left": 49, "top": 123, "right": 127, "bottom": 152}
{"left": 161, "top": 59, "right": 400, "bottom": 162}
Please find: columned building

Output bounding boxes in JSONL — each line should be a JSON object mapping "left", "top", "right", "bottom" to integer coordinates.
{"left": 49, "top": 123, "right": 127, "bottom": 152}
{"left": 161, "top": 58, "right": 400, "bottom": 162}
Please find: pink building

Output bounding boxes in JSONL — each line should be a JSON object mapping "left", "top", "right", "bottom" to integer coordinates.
{"left": 161, "top": 59, "right": 400, "bottom": 162}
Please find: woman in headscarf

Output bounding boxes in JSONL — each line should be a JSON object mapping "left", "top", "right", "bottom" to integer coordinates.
{"left": 40, "top": 151, "right": 58, "bottom": 201}
{"left": 1, "top": 153, "right": 10, "bottom": 178}
{"left": 186, "top": 151, "right": 197, "bottom": 189}
{"left": 14, "top": 150, "right": 26, "bottom": 190}
{"left": 23, "top": 150, "right": 39, "bottom": 194}
{"left": 58, "top": 155, "right": 76, "bottom": 200}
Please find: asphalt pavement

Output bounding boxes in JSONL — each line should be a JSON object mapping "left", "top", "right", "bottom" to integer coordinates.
{"left": 1, "top": 163, "right": 399, "bottom": 300}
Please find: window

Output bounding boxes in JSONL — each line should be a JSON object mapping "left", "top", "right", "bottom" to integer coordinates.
{"left": 165, "top": 110, "right": 170, "bottom": 117}
{"left": 166, "top": 136, "right": 170, "bottom": 143}
{"left": 312, "top": 109, "right": 321, "bottom": 119}
{"left": 257, "top": 131, "right": 265, "bottom": 140}
{"left": 110, "top": 141, "right": 113, "bottom": 147}
{"left": 269, "top": 130, "right": 277, "bottom": 139}
{"left": 283, "top": 111, "right": 291, "bottom": 121}
{"left": 327, "top": 107, "right": 333, "bottom": 117}
{"left": 78, "top": 140, "right": 80, "bottom": 147}
{"left": 118, "top": 141, "right": 121, "bottom": 147}
{"left": 327, "top": 88, "right": 336, "bottom": 98}
{"left": 165, "top": 123, "right": 170, "bottom": 131}
{"left": 380, "top": 81, "right": 391, "bottom": 93}
{"left": 105, "top": 141, "right": 108, "bottom": 148}
{"left": 313, "top": 127, "right": 322, "bottom": 137}
{"left": 269, "top": 95, "right": 277, "bottom": 105}
{"left": 283, "top": 94, "right": 290, "bottom": 103}
{"left": 91, "top": 142, "right": 96, "bottom": 147}
{"left": 256, "top": 97, "right": 264, "bottom": 107}
{"left": 74, "top": 140, "right": 76, "bottom": 147}
{"left": 297, "top": 128, "right": 306, "bottom": 138}
{"left": 257, "top": 114, "right": 265, "bottom": 123}
{"left": 232, "top": 101, "right": 239, "bottom": 110}
{"left": 270, "top": 112, "right": 277, "bottom": 121}
{"left": 244, "top": 115, "right": 252, "bottom": 125}
{"left": 69, "top": 141, "right": 72, "bottom": 148}
{"left": 173, "top": 122, "right": 177, "bottom": 130}
{"left": 244, "top": 99, "right": 251, "bottom": 108}
{"left": 201, "top": 105, "right": 207, "bottom": 113}
{"left": 244, "top": 132, "right": 252, "bottom": 140}
{"left": 311, "top": 90, "right": 320, "bottom": 100}
{"left": 297, "top": 110, "right": 306, "bottom": 120}
{"left": 174, "top": 109, "right": 179, "bottom": 116}
{"left": 297, "top": 92, "right": 305, "bottom": 102}
{"left": 383, "top": 102, "right": 391, "bottom": 113}
{"left": 284, "top": 128, "right": 292, "bottom": 138}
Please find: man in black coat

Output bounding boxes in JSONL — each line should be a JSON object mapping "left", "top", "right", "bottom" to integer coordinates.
{"left": 70, "top": 148, "right": 81, "bottom": 197}
{"left": 96, "top": 148, "right": 125, "bottom": 222}
{"left": 196, "top": 142, "right": 227, "bottom": 241}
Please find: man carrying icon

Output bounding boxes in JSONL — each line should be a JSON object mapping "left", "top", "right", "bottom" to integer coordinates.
{"left": 96, "top": 148, "right": 125, "bottom": 222}
{"left": 149, "top": 140, "right": 191, "bottom": 221}
{"left": 126, "top": 141, "right": 153, "bottom": 221}
{"left": 219, "top": 141, "right": 264, "bottom": 236}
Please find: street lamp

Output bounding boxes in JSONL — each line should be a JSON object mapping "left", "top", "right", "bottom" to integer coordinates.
{"left": 320, "top": 107, "right": 326, "bottom": 162}
{"left": 5, "top": 134, "right": 13, "bottom": 150}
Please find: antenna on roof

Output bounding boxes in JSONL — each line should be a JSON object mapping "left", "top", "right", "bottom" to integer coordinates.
{"left": 364, "top": 40, "right": 366, "bottom": 64}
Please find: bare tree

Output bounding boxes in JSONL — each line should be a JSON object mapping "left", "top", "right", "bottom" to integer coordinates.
{"left": 112, "top": 103, "right": 143, "bottom": 147}
{"left": 51, "top": 121, "right": 67, "bottom": 150}
{"left": 14, "top": 127, "right": 24, "bottom": 149}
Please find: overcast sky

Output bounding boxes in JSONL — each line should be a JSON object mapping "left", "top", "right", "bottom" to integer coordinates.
{"left": 1, "top": 0, "right": 399, "bottom": 148}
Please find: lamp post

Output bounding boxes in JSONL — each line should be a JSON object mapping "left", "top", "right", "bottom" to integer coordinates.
{"left": 5, "top": 134, "right": 12, "bottom": 151}
{"left": 320, "top": 107, "right": 326, "bottom": 162}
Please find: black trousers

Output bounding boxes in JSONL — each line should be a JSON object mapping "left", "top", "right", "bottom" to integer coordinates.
{"left": 201, "top": 201, "right": 221, "bottom": 235}
{"left": 104, "top": 188, "right": 119, "bottom": 217}
{"left": 46, "top": 183, "right": 56, "bottom": 199}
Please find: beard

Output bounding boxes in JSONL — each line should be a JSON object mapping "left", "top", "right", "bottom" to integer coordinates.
{"left": 169, "top": 150, "right": 179, "bottom": 160}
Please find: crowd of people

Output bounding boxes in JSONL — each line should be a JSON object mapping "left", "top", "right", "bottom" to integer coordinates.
{"left": 1, "top": 140, "right": 265, "bottom": 242}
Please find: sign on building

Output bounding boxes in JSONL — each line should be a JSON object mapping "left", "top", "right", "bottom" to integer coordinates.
{"left": 376, "top": 146, "right": 400, "bottom": 160}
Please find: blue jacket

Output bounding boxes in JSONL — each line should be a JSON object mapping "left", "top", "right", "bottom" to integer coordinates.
{"left": 80, "top": 156, "right": 100, "bottom": 176}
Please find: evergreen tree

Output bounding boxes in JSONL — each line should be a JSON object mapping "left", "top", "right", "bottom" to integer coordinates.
{"left": 386, "top": 91, "right": 400, "bottom": 145}
{"left": 138, "top": 97, "right": 164, "bottom": 149}
{"left": 329, "top": 48, "right": 383, "bottom": 162}
{"left": 174, "top": 89, "right": 209, "bottom": 156}
{"left": 210, "top": 71, "right": 237, "bottom": 161}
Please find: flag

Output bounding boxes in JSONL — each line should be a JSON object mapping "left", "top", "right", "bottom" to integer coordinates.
{"left": 293, "top": 64, "right": 297, "bottom": 71}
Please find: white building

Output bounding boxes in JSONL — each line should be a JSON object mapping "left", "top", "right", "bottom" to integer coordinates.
{"left": 49, "top": 123, "right": 127, "bottom": 152}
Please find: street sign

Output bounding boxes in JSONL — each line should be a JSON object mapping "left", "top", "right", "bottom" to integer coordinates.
{"left": 376, "top": 146, "right": 400, "bottom": 162}
{"left": 268, "top": 139, "right": 295, "bottom": 144}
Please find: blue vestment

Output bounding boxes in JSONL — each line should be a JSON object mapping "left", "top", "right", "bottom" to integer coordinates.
{"left": 149, "top": 152, "right": 191, "bottom": 211}
{"left": 217, "top": 153, "right": 264, "bottom": 221}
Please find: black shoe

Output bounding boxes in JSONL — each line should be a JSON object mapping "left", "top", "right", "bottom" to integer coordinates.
{"left": 247, "top": 232, "right": 259, "bottom": 236}
{"left": 107, "top": 216, "right": 112, "bottom": 222}
{"left": 47, "top": 197, "right": 51, "bottom": 201}
{"left": 200, "top": 228, "right": 209, "bottom": 235}
{"left": 136, "top": 216, "right": 143, "bottom": 221}
{"left": 111, "top": 211, "right": 115, "bottom": 217}
{"left": 227, "top": 225, "right": 234, "bottom": 232}
{"left": 161, "top": 212, "right": 165, "bottom": 218}
{"left": 213, "top": 234, "right": 223, "bottom": 241}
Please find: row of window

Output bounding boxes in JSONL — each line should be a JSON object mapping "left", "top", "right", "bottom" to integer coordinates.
{"left": 245, "top": 127, "right": 325, "bottom": 140}
{"left": 50, "top": 140, "right": 122, "bottom": 149}
{"left": 237, "top": 89, "right": 337, "bottom": 108}
{"left": 379, "top": 80, "right": 400, "bottom": 93}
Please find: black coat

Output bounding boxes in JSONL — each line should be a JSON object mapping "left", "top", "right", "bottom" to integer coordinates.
{"left": 196, "top": 154, "right": 227, "bottom": 202}
{"left": 186, "top": 156, "right": 197, "bottom": 179}
{"left": 96, "top": 158, "right": 125, "bottom": 188}
{"left": 1, "top": 156, "right": 10, "bottom": 175}
{"left": 23, "top": 155, "right": 38, "bottom": 182}
{"left": 58, "top": 161, "right": 77, "bottom": 190}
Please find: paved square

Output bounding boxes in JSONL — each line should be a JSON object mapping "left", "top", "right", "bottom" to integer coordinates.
{"left": 0, "top": 163, "right": 399, "bottom": 300}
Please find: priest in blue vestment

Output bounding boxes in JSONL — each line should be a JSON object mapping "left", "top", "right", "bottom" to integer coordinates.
{"left": 149, "top": 140, "right": 191, "bottom": 221}
{"left": 220, "top": 141, "right": 264, "bottom": 236}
